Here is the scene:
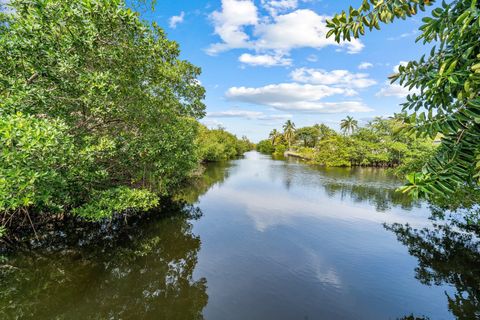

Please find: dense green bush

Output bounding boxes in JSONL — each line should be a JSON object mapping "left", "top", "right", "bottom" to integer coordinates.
{"left": 273, "top": 144, "right": 287, "bottom": 156}
{"left": 0, "top": 0, "right": 207, "bottom": 234}
{"left": 315, "top": 136, "right": 353, "bottom": 167}
{"left": 72, "top": 187, "right": 159, "bottom": 221}
{"left": 0, "top": 113, "right": 77, "bottom": 214}
{"left": 260, "top": 117, "right": 436, "bottom": 170}
{"left": 196, "top": 125, "right": 253, "bottom": 162}
{"left": 256, "top": 140, "right": 275, "bottom": 154}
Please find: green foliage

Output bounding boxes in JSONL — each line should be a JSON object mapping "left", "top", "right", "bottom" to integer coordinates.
{"left": 260, "top": 118, "right": 436, "bottom": 170}
{"left": 295, "top": 147, "right": 316, "bottom": 160}
{"left": 72, "top": 187, "right": 159, "bottom": 221}
{"left": 340, "top": 116, "right": 358, "bottom": 135}
{"left": 326, "top": 0, "right": 434, "bottom": 42}
{"left": 0, "top": 0, "right": 207, "bottom": 232}
{"left": 314, "top": 123, "right": 337, "bottom": 140}
{"left": 328, "top": 0, "right": 480, "bottom": 198}
{"left": 256, "top": 140, "right": 275, "bottom": 154}
{"left": 391, "top": 139, "right": 436, "bottom": 177}
{"left": 282, "top": 120, "right": 296, "bottom": 149}
{"left": 268, "top": 129, "right": 281, "bottom": 146}
{"left": 196, "top": 125, "right": 252, "bottom": 162}
{"left": 315, "top": 135, "right": 353, "bottom": 167}
{"left": 295, "top": 126, "right": 320, "bottom": 147}
{"left": 0, "top": 113, "right": 78, "bottom": 213}
{"left": 273, "top": 144, "right": 287, "bottom": 156}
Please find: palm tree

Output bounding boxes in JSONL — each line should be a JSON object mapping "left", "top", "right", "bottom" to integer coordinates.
{"left": 369, "top": 116, "right": 389, "bottom": 134}
{"left": 269, "top": 129, "right": 280, "bottom": 146}
{"left": 340, "top": 116, "right": 358, "bottom": 135}
{"left": 282, "top": 120, "right": 296, "bottom": 150}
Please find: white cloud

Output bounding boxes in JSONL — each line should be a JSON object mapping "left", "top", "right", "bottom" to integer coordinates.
{"left": 254, "top": 9, "right": 364, "bottom": 54}
{"left": 206, "top": 0, "right": 258, "bottom": 55}
{"left": 226, "top": 83, "right": 372, "bottom": 113}
{"left": 239, "top": 53, "right": 292, "bottom": 67}
{"left": 307, "top": 54, "right": 318, "bottom": 62}
{"left": 290, "top": 68, "right": 377, "bottom": 88}
{"left": 169, "top": 11, "right": 185, "bottom": 29}
{"left": 261, "top": 0, "right": 298, "bottom": 16}
{"left": 358, "top": 62, "right": 373, "bottom": 70}
{"left": 227, "top": 83, "right": 354, "bottom": 103}
{"left": 260, "top": 114, "right": 293, "bottom": 120}
{"left": 206, "top": 2, "right": 365, "bottom": 60}
{"left": 208, "top": 110, "right": 263, "bottom": 119}
{"left": 207, "top": 110, "right": 292, "bottom": 120}
{"left": 376, "top": 81, "right": 419, "bottom": 98}
{"left": 201, "top": 118, "right": 224, "bottom": 128}
{"left": 273, "top": 101, "right": 373, "bottom": 113}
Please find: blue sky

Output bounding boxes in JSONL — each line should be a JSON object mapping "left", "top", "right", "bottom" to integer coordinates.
{"left": 140, "top": 0, "right": 432, "bottom": 142}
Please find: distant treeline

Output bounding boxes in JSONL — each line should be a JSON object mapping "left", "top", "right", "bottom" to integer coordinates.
{"left": 256, "top": 116, "right": 436, "bottom": 177}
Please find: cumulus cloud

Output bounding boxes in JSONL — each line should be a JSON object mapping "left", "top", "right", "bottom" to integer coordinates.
{"left": 169, "top": 11, "right": 185, "bottom": 29}
{"left": 227, "top": 83, "right": 353, "bottom": 103}
{"left": 225, "top": 83, "right": 371, "bottom": 113}
{"left": 358, "top": 62, "right": 373, "bottom": 70}
{"left": 254, "top": 9, "right": 364, "bottom": 54}
{"left": 239, "top": 53, "right": 292, "bottom": 67}
{"left": 261, "top": 0, "right": 298, "bottom": 16}
{"left": 207, "top": 110, "right": 263, "bottom": 119}
{"left": 271, "top": 101, "right": 373, "bottom": 113}
{"left": 207, "top": 110, "right": 292, "bottom": 120}
{"left": 206, "top": 2, "right": 364, "bottom": 60}
{"left": 290, "top": 68, "right": 377, "bottom": 89}
{"left": 201, "top": 118, "right": 224, "bottom": 128}
{"left": 206, "top": 0, "right": 258, "bottom": 55}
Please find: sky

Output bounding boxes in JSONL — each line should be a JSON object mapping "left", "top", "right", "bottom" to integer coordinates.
{"left": 139, "top": 0, "right": 432, "bottom": 142}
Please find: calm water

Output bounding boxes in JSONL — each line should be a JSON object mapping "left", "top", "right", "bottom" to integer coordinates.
{"left": 1, "top": 151, "right": 479, "bottom": 319}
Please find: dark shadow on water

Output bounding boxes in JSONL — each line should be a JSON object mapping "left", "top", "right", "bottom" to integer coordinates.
{"left": 177, "top": 161, "right": 233, "bottom": 204}
{"left": 0, "top": 201, "right": 208, "bottom": 319}
{"left": 322, "top": 180, "right": 418, "bottom": 212}
{"left": 385, "top": 220, "right": 480, "bottom": 319}
{"left": 0, "top": 159, "right": 236, "bottom": 319}
{"left": 279, "top": 156, "right": 419, "bottom": 211}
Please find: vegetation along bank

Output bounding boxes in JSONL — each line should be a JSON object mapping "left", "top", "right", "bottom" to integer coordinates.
{"left": 0, "top": 0, "right": 253, "bottom": 244}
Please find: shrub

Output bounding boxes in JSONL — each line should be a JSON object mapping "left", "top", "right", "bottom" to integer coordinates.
{"left": 72, "top": 187, "right": 159, "bottom": 221}
{"left": 256, "top": 140, "right": 275, "bottom": 154}
{"left": 0, "top": 113, "right": 75, "bottom": 214}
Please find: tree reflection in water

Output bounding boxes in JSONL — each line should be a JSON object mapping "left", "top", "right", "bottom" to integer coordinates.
{"left": 279, "top": 159, "right": 419, "bottom": 211}
{"left": 0, "top": 202, "right": 208, "bottom": 320}
{"left": 385, "top": 220, "right": 480, "bottom": 319}
{"left": 176, "top": 161, "right": 232, "bottom": 204}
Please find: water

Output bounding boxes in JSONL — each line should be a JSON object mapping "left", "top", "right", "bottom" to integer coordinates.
{"left": 1, "top": 151, "right": 479, "bottom": 319}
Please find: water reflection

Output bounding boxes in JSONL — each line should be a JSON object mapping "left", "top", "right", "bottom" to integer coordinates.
{"left": 0, "top": 203, "right": 208, "bottom": 320}
{"left": 282, "top": 157, "right": 419, "bottom": 211}
{"left": 385, "top": 221, "right": 480, "bottom": 319}
{"left": 176, "top": 161, "right": 232, "bottom": 204}
{"left": 1, "top": 152, "right": 479, "bottom": 320}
